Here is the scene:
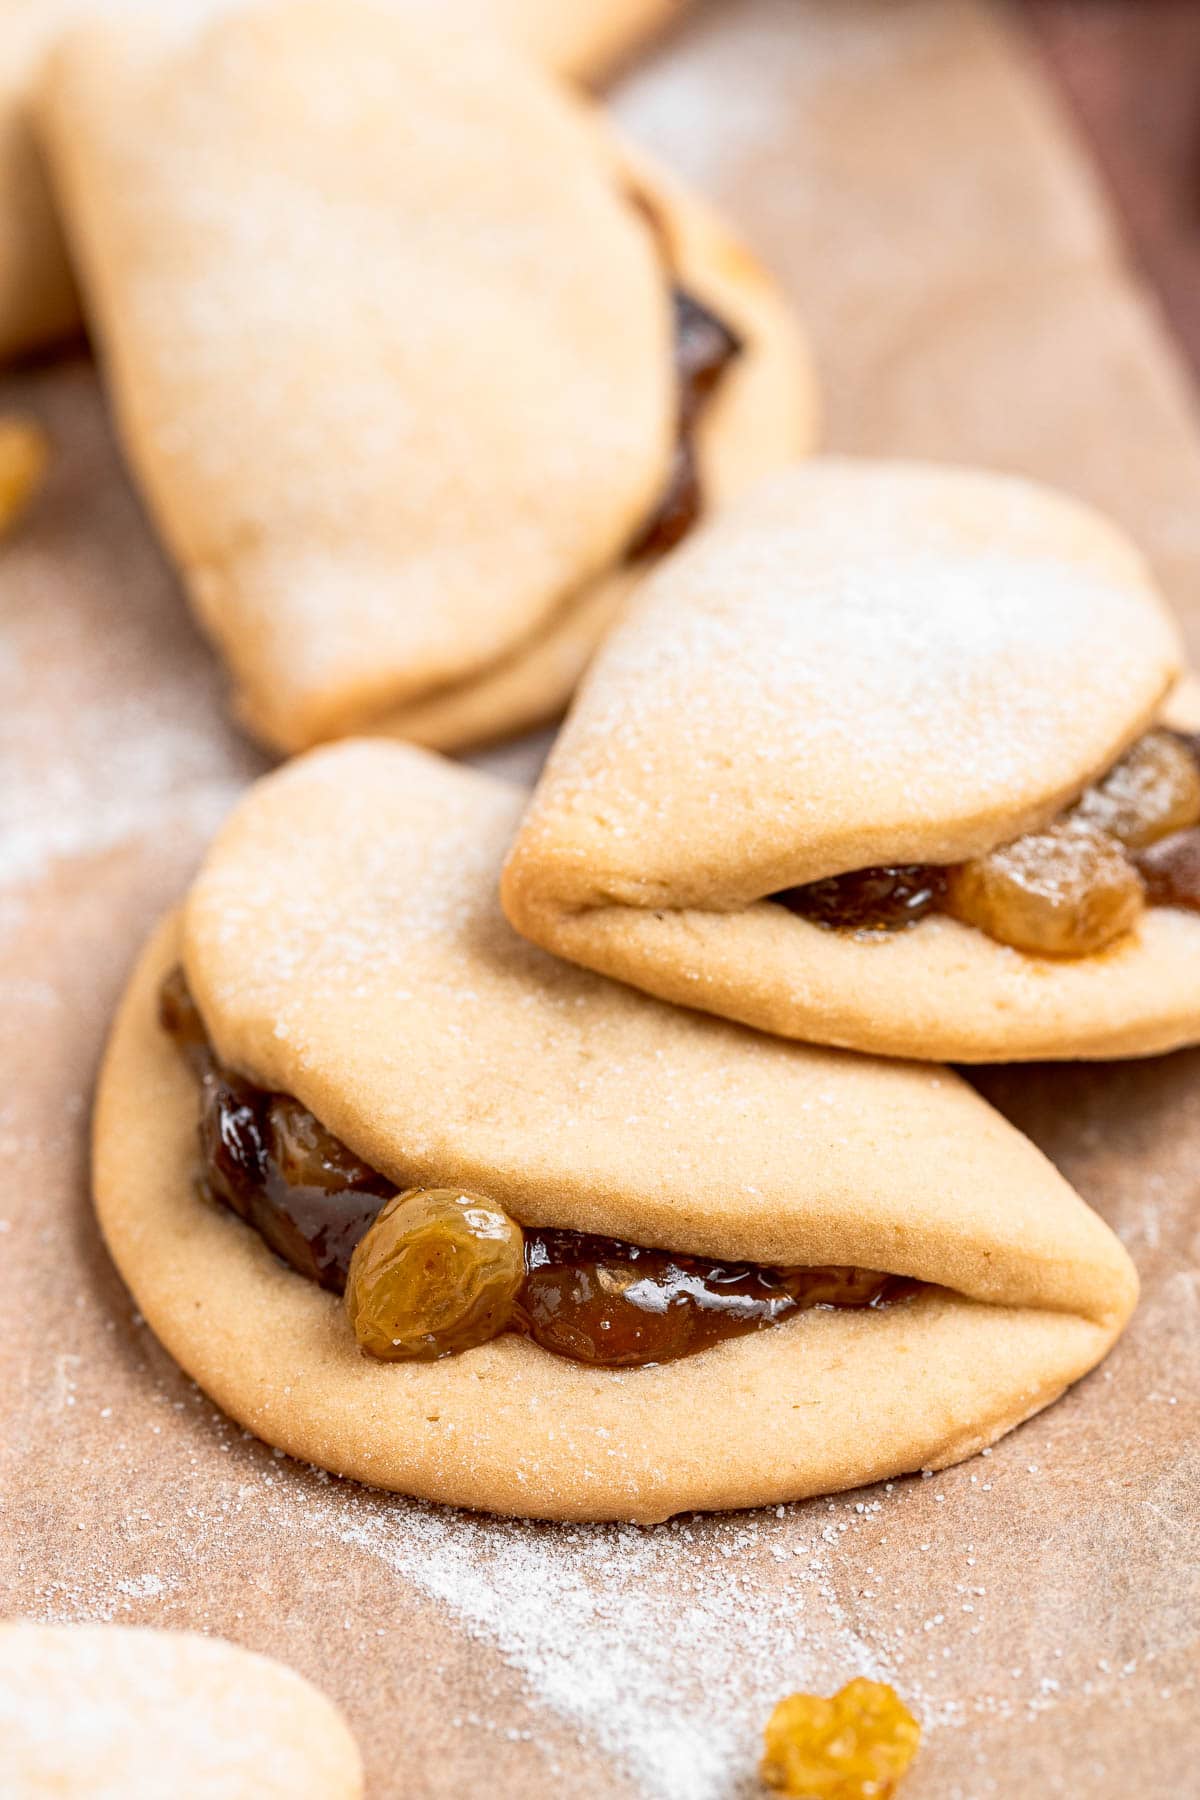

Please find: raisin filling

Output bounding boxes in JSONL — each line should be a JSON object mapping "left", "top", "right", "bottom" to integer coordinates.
{"left": 623, "top": 188, "right": 744, "bottom": 562}
{"left": 774, "top": 728, "right": 1200, "bottom": 957}
{"left": 161, "top": 969, "right": 918, "bottom": 1367}
{"left": 629, "top": 287, "right": 743, "bottom": 560}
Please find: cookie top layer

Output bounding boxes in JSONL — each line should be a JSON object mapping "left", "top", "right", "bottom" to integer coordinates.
{"left": 503, "top": 460, "right": 1181, "bottom": 913}
{"left": 38, "top": 1, "right": 674, "bottom": 747}
{"left": 181, "top": 742, "right": 1130, "bottom": 1320}
{"left": 0, "top": 1624, "right": 362, "bottom": 1798}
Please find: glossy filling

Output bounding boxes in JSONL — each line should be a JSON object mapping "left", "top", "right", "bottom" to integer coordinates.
{"left": 624, "top": 187, "right": 743, "bottom": 562}
{"left": 775, "top": 728, "right": 1200, "bottom": 957}
{"left": 161, "top": 969, "right": 919, "bottom": 1367}
{"left": 629, "top": 287, "right": 743, "bottom": 559}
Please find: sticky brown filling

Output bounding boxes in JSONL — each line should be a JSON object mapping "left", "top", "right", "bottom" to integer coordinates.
{"left": 774, "top": 728, "right": 1200, "bottom": 957}
{"left": 161, "top": 969, "right": 920, "bottom": 1367}
{"left": 628, "top": 287, "right": 743, "bottom": 559}
{"left": 622, "top": 185, "right": 744, "bottom": 561}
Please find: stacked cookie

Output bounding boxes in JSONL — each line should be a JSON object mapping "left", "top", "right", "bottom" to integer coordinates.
{"left": 503, "top": 461, "right": 1200, "bottom": 1061}
{"left": 16, "top": 0, "right": 1177, "bottom": 1531}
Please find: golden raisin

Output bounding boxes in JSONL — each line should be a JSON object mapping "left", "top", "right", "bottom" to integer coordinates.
{"left": 761, "top": 1678, "right": 920, "bottom": 1798}
{"left": 945, "top": 819, "right": 1144, "bottom": 956}
{"left": 1075, "top": 729, "right": 1200, "bottom": 848}
{"left": 0, "top": 417, "right": 47, "bottom": 535}
{"left": 346, "top": 1188, "right": 524, "bottom": 1361}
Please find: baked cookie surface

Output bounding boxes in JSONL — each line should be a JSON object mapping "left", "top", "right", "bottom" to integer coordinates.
{"left": 502, "top": 459, "right": 1200, "bottom": 1061}
{"left": 94, "top": 743, "right": 1136, "bottom": 1521}
{"left": 0, "top": 1623, "right": 362, "bottom": 1798}
{"left": 36, "top": 2, "right": 811, "bottom": 753}
{"left": 0, "top": 0, "right": 685, "bottom": 363}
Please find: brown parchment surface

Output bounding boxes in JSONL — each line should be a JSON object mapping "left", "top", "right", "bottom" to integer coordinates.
{"left": 2, "top": 2, "right": 1198, "bottom": 1795}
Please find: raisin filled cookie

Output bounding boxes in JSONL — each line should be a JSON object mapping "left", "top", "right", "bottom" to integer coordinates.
{"left": 0, "top": 0, "right": 686, "bottom": 363}
{"left": 0, "top": 1624, "right": 362, "bottom": 1798}
{"left": 95, "top": 743, "right": 1136, "bottom": 1522}
{"left": 36, "top": 1, "right": 810, "bottom": 753}
{"left": 502, "top": 459, "right": 1200, "bottom": 1062}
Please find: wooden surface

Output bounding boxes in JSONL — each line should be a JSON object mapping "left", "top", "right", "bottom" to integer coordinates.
{"left": 2, "top": 4, "right": 1198, "bottom": 1797}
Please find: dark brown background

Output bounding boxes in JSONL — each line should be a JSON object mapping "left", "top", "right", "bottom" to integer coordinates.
{"left": 1025, "top": 0, "right": 1200, "bottom": 377}
{"left": 2, "top": 3, "right": 1198, "bottom": 1796}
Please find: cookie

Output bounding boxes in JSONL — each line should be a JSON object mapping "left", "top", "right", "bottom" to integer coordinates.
{"left": 0, "top": 0, "right": 686, "bottom": 363}
{"left": 0, "top": 1623, "right": 362, "bottom": 1798}
{"left": 36, "top": 2, "right": 812, "bottom": 752}
{"left": 94, "top": 743, "right": 1136, "bottom": 1522}
{"left": 502, "top": 459, "right": 1200, "bottom": 1061}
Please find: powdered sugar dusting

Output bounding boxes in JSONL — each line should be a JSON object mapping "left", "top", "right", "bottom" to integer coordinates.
{"left": 26, "top": 1353, "right": 1184, "bottom": 1800}
{"left": 24, "top": 1368, "right": 975, "bottom": 1800}
{"left": 328, "top": 1498, "right": 879, "bottom": 1797}
{"left": 3, "top": 773, "right": 244, "bottom": 891}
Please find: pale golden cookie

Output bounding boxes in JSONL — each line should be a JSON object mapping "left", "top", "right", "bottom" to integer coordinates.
{"left": 0, "top": 1623, "right": 362, "bottom": 1798}
{"left": 502, "top": 459, "right": 1200, "bottom": 1062}
{"left": 0, "top": 0, "right": 686, "bottom": 362}
{"left": 491, "top": 0, "right": 684, "bottom": 78}
{"left": 37, "top": 2, "right": 811, "bottom": 752}
{"left": 94, "top": 743, "right": 1136, "bottom": 1522}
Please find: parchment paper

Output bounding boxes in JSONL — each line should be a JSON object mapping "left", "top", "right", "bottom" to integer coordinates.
{"left": 2, "top": 3, "right": 1197, "bottom": 1795}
